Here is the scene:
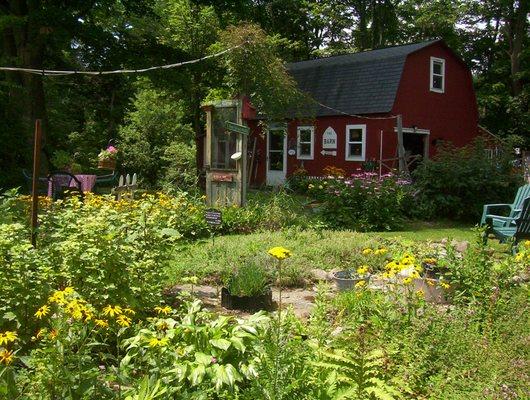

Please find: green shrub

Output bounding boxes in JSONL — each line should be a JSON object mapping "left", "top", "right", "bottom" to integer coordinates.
{"left": 412, "top": 138, "right": 522, "bottom": 221}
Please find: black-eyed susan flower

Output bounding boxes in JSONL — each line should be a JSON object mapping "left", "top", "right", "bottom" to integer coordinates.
{"left": 148, "top": 337, "right": 169, "bottom": 347}
{"left": 116, "top": 314, "right": 132, "bottom": 327}
{"left": 102, "top": 305, "right": 122, "bottom": 317}
{"left": 402, "top": 277, "right": 413, "bottom": 285}
{"left": 0, "top": 331, "right": 17, "bottom": 346}
{"left": 268, "top": 247, "right": 292, "bottom": 260}
{"left": 356, "top": 265, "right": 369, "bottom": 275}
{"left": 94, "top": 319, "right": 109, "bottom": 328}
{"left": 123, "top": 308, "right": 136, "bottom": 316}
{"left": 34, "top": 305, "right": 50, "bottom": 319}
{"left": 154, "top": 306, "right": 172, "bottom": 315}
{"left": 362, "top": 248, "right": 373, "bottom": 255}
{"left": 355, "top": 280, "right": 366, "bottom": 288}
{"left": 0, "top": 349, "right": 14, "bottom": 365}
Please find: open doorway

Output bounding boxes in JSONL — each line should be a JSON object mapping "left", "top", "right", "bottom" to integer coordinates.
{"left": 401, "top": 128, "right": 430, "bottom": 171}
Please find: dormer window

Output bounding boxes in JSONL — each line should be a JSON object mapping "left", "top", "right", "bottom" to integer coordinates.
{"left": 430, "top": 57, "right": 445, "bottom": 93}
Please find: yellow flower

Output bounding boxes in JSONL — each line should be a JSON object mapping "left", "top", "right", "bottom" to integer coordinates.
{"left": 154, "top": 306, "right": 172, "bottom": 315}
{"left": 374, "top": 248, "right": 387, "bottom": 255}
{"left": 440, "top": 282, "right": 450, "bottom": 289}
{"left": 268, "top": 247, "right": 292, "bottom": 260}
{"left": 0, "top": 349, "right": 14, "bottom": 365}
{"left": 356, "top": 265, "right": 369, "bottom": 275}
{"left": 0, "top": 331, "right": 17, "bottom": 346}
{"left": 427, "top": 279, "right": 436, "bottom": 287}
{"left": 123, "top": 308, "right": 136, "bottom": 316}
{"left": 524, "top": 240, "right": 530, "bottom": 248}
{"left": 49, "top": 329, "right": 58, "bottom": 340}
{"left": 157, "top": 321, "right": 169, "bottom": 331}
{"left": 116, "top": 314, "right": 132, "bottom": 327}
{"left": 35, "top": 305, "right": 50, "bottom": 319}
{"left": 102, "top": 305, "right": 122, "bottom": 318}
{"left": 402, "top": 277, "right": 413, "bottom": 285}
{"left": 423, "top": 258, "right": 437, "bottom": 264}
{"left": 355, "top": 280, "right": 366, "bottom": 288}
{"left": 49, "top": 291, "right": 66, "bottom": 305}
{"left": 94, "top": 319, "right": 109, "bottom": 328}
{"left": 362, "top": 248, "right": 372, "bottom": 255}
{"left": 36, "top": 329, "right": 46, "bottom": 339}
{"left": 63, "top": 287, "right": 75, "bottom": 295}
{"left": 515, "top": 253, "right": 524, "bottom": 262}
{"left": 148, "top": 337, "right": 169, "bottom": 347}
{"left": 385, "top": 261, "right": 398, "bottom": 271}
{"left": 410, "top": 270, "right": 420, "bottom": 279}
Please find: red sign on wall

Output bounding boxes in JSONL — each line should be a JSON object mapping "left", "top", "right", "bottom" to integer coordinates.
{"left": 212, "top": 173, "right": 234, "bottom": 182}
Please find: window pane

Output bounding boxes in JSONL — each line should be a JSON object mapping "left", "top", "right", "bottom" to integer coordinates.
{"left": 269, "top": 130, "right": 284, "bottom": 151}
{"left": 432, "top": 75, "right": 443, "bottom": 89}
{"left": 299, "top": 143, "right": 311, "bottom": 156}
{"left": 433, "top": 61, "right": 442, "bottom": 75}
{"left": 269, "top": 151, "right": 283, "bottom": 171}
{"left": 349, "top": 128, "right": 362, "bottom": 142}
{"left": 300, "top": 129, "right": 312, "bottom": 143}
{"left": 349, "top": 143, "right": 362, "bottom": 157}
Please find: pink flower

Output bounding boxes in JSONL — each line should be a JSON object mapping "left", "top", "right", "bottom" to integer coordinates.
{"left": 107, "top": 145, "right": 117, "bottom": 153}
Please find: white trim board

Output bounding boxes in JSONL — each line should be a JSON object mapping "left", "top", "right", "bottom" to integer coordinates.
{"left": 393, "top": 127, "right": 430, "bottom": 135}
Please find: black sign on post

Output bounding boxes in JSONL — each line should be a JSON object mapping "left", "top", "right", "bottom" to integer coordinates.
{"left": 205, "top": 209, "right": 222, "bottom": 226}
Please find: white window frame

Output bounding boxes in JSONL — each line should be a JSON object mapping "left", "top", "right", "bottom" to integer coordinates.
{"left": 345, "top": 124, "right": 366, "bottom": 161}
{"left": 296, "top": 126, "right": 314, "bottom": 160}
{"left": 430, "top": 57, "right": 445, "bottom": 93}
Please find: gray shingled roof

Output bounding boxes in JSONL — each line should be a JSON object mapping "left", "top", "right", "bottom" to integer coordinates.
{"left": 287, "top": 40, "right": 439, "bottom": 116}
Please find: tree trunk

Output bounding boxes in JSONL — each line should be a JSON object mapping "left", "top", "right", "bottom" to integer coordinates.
{"left": 5, "top": 0, "right": 48, "bottom": 142}
{"left": 506, "top": 0, "right": 528, "bottom": 96}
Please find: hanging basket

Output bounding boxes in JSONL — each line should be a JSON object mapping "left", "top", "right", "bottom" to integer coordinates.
{"left": 98, "top": 159, "right": 116, "bottom": 170}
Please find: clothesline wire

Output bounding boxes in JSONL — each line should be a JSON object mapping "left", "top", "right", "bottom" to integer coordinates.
{"left": 0, "top": 44, "right": 243, "bottom": 76}
{"left": 316, "top": 101, "right": 399, "bottom": 120}
{"left": 1, "top": 44, "right": 399, "bottom": 122}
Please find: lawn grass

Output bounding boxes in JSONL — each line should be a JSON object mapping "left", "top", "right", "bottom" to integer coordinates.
{"left": 166, "top": 220, "right": 480, "bottom": 287}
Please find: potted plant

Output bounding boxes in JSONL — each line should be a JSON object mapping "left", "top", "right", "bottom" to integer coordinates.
{"left": 333, "top": 265, "right": 371, "bottom": 291}
{"left": 221, "top": 260, "right": 272, "bottom": 312}
{"left": 98, "top": 145, "right": 118, "bottom": 170}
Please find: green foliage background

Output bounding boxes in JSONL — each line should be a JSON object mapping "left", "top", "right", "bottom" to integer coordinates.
{"left": 0, "top": 0, "right": 527, "bottom": 190}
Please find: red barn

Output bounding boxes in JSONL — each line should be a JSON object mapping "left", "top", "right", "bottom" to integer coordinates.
{"left": 209, "top": 39, "right": 479, "bottom": 186}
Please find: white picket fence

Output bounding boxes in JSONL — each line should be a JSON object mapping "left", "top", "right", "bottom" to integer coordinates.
{"left": 112, "top": 173, "right": 138, "bottom": 200}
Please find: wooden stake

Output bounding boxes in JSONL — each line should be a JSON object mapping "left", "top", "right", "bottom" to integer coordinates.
{"left": 379, "top": 129, "right": 383, "bottom": 178}
{"left": 30, "top": 119, "right": 43, "bottom": 247}
{"left": 396, "top": 115, "right": 406, "bottom": 174}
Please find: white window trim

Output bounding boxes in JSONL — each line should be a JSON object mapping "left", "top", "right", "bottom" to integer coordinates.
{"left": 345, "top": 124, "right": 366, "bottom": 161}
{"left": 296, "top": 126, "right": 314, "bottom": 160}
{"left": 430, "top": 57, "right": 445, "bottom": 93}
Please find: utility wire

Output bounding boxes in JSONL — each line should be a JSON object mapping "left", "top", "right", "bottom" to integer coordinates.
{"left": 0, "top": 44, "right": 242, "bottom": 76}
{"left": 316, "top": 101, "right": 398, "bottom": 120}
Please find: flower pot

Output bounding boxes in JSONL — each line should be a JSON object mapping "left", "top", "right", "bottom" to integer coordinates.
{"left": 98, "top": 159, "right": 116, "bottom": 170}
{"left": 333, "top": 270, "right": 371, "bottom": 291}
{"left": 221, "top": 287, "right": 272, "bottom": 312}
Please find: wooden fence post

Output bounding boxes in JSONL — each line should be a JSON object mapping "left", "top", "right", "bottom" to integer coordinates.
{"left": 31, "top": 119, "right": 43, "bottom": 247}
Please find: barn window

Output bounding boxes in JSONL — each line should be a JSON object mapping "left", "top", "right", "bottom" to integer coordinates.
{"left": 297, "top": 126, "right": 314, "bottom": 160}
{"left": 345, "top": 125, "right": 366, "bottom": 161}
{"left": 430, "top": 57, "right": 445, "bottom": 93}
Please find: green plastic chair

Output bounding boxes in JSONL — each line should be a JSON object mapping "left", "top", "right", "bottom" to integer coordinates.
{"left": 486, "top": 196, "right": 530, "bottom": 251}
{"left": 480, "top": 184, "right": 530, "bottom": 228}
